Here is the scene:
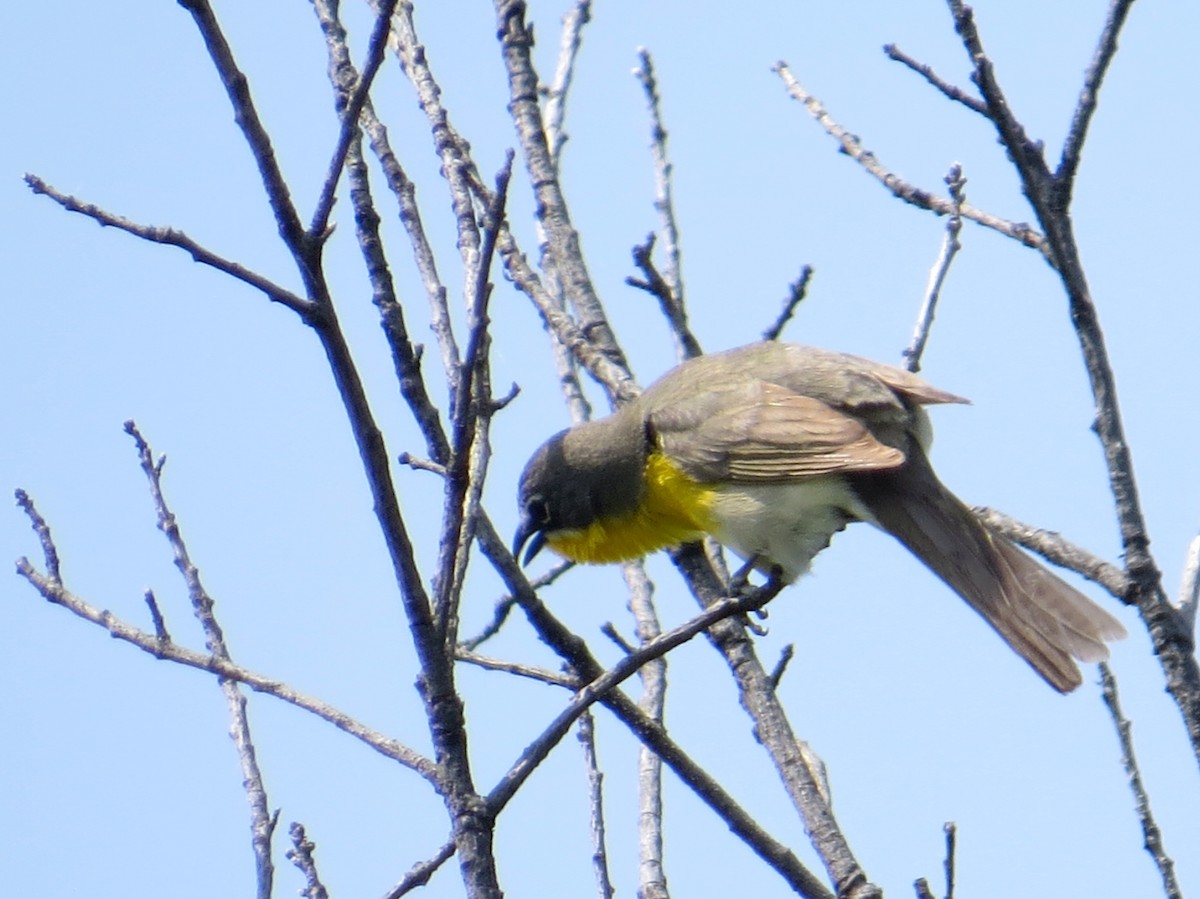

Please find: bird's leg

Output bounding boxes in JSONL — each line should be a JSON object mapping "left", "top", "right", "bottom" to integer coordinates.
{"left": 727, "top": 554, "right": 762, "bottom": 597}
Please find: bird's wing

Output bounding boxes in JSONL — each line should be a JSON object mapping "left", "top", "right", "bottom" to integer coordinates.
{"left": 650, "top": 381, "right": 906, "bottom": 483}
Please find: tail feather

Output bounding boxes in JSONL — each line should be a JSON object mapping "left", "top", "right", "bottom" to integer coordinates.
{"left": 856, "top": 450, "right": 1126, "bottom": 693}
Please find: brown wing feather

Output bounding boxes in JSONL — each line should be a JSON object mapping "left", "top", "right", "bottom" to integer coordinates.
{"left": 653, "top": 381, "right": 905, "bottom": 484}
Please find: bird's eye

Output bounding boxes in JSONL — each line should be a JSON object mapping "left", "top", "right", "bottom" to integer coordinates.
{"left": 525, "top": 495, "right": 550, "bottom": 526}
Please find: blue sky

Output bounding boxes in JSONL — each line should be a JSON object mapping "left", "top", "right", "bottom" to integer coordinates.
{"left": 3, "top": 1, "right": 1197, "bottom": 897}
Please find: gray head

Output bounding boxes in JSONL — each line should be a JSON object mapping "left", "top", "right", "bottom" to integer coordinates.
{"left": 513, "top": 415, "right": 647, "bottom": 565}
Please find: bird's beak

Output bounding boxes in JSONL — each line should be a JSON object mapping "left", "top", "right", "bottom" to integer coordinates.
{"left": 512, "top": 517, "right": 547, "bottom": 567}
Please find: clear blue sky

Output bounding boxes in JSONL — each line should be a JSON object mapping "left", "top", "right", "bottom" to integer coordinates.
{"left": 3, "top": 1, "right": 1197, "bottom": 897}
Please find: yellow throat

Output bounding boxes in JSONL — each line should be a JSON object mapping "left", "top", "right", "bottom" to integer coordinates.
{"left": 546, "top": 451, "right": 717, "bottom": 563}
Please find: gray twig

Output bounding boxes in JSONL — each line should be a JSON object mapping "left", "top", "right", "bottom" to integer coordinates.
{"left": 14, "top": 488, "right": 60, "bottom": 583}
{"left": 772, "top": 63, "right": 1048, "bottom": 259}
{"left": 286, "top": 822, "right": 330, "bottom": 899}
{"left": 625, "top": 562, "right": 670, "bottom": 899}
{"left": 23, "top": 175, "right": 312, "bottom": 316}
{"left": 634, "top": 48, "right": 696, "bottom": 362}
{"left": 577, "top": 710, "right": 616, "bottom": 899}
{"left": 308, "top": 0, "right": 398, "bottom": 244}
{"left": 543, "top": 0, "right": 593, "bottom": 168}
{"left": 1099, "top": 664, "right": 1181, "bottom": 899}
{"left": 903, "top": 164, "right": 966, "bottom": 373}
{"left": 124, "top": 421, "right": 276, "bottom": 899}
{"left": 762, "top": 265, "right": 814, "bottom": 342}
{"left": 884, "top": 44, "right": 985, "bottom": 114}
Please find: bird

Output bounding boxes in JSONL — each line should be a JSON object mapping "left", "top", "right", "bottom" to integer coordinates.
{"left": 513, "top": 341, "right": 1126, "bottom": 692}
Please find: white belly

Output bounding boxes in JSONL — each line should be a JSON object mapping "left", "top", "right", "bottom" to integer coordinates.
{"left": 707, "top": 476, "right": 874, "bottom": 582}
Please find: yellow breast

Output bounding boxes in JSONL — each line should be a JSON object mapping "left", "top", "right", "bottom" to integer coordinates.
{"left": 546, "top": 452, "right": 717, "bottom": 563}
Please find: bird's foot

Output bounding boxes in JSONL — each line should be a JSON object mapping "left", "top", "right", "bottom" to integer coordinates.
{"left": 727, "top": 557, "right": 785, "bottom": 633}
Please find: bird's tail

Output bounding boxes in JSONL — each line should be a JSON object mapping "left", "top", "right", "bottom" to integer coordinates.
{"left": 858, "top": 450, "right": 1127, "bottom": 693}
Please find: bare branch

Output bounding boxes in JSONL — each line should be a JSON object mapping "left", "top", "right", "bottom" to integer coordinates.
{"left": 543, "top": 0, "right": 594, "bottom": 168}
{"left": 455, "top": 649, "right": 577, "bottom": 688}
{"left": 942, "top": 822, "right": 957, "bottom": 899}
{"left": 286, "top": 822, "right": 330, "bottom": 899}
{"left": 903, "top": 163, "right": 966, "bottom": 373}
{"left": 308, "top": 0, "right": 399, "bottom": 243}
{"left": 144, "top": 589, "right": 171, "bottom": 644}
{"left": 437, "top": 154, "right": 515, "bottom": 635}
{"left": 1058, "top": 0, "right": 1138, "bottom": 193}
{"left": 772, "top": 63, "right": 1049, "bottom": 258}
{"left": 634, "top": 48, "right": 696, "bottom": 363}
{"left": 458, "top": 560, "right": 573, "bottom": 650}
{"left": 945, "top": 0, "right": 1200, "bottom": 760}
{"left": 668, "top": 544, "right": 876, "bottom": 898}
{"left": 627, "top": 233, "right": 703, "bottom": 360}
{"left": 14, "top": 558, "right": 440, "bottom": 782}
{"left": 624, "top": 562, "right": 670, "bottom": 899}
{"left": 125, "top": 421, "right": 275, "bottom": 897}
{"left": 470, "top": 539, "right": 834, "bottom": 899}
{"left": 768, "top": 644, "right": 795, "bottom": 689}
{"left": 382, "top": 838, "right": 456, "bottom": 899}
{"left": 1100, "top": 665, "right": 1181, "bottom": 899}
{"left": 762, "top": 265, "right": 814, "bottom": 342}
{"left": 23, "top": 175, "right": 312, "bottom": 316}
{"left": 577, "top": 710, "right": 616, "bottom": 899}
{"left": 495, "top": 0, "right": 629, "bottom": 373}
{"left": 14, "top": 488, "right": 60, "bottom": 583}
{"left": 884, "top": 44, "right": 985, "bottom": 115}
{"left": 177, "top": 0, "right": 308, "bottom": 254}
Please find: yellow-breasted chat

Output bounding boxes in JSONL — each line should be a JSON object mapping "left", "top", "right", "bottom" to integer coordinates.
{"left": 513, "top": 342, "right": 1125, "bottom": 693}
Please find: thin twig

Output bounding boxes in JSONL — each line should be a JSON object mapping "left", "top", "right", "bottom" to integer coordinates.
{"left": 762, "top": 265, "right": 814, "bottom": 342}
{"left": 627, "top": 234, "right": 703, "bottom": 360}
{"left": 438, "top": 154, "right": 514, "bottom": 634}
{"left": 381, "top": 838, "right": 456, "bottom": 899}
{"left": 14, "top": 488, "right": 60, "bottom": 583}
{"left": 1099, "top": 664, "right": 1181, "bottom": 899}
{"left": 389, "top": 0, "right": 482, "bottom": 377}
{"left": 23, "top": 175, "right": 312, "bottom": 316}
{"left": 884, "top": 44, "right": 985, "bottom": 115}
{"left": 458, "top": 559, "right": 573, "bottom": 650}
{"left": 286, "top": 822, "right": 330, "bottom": 899}
{"left": 904, "top": 164, "right": 966, "bottom": 373}
{"left": 914, "top": 879, "right": 936, "bottom": 899}
{"left": 15, "top": 549, "right": 438, "bottom": 783}
{"left": 768, "top": 644, "right": 795, "bottom": 689}
{"left": 625, "top": 562, "right": 670, "bottom": 899}
{"left": 577, "top": 710, "right": 616, "bottom": 899}
{"left": 455, "top": 649, "right": 577, "bottom": 689}
{"left": 634, "top": 48, "right": 697, "bottom": 362}
{"left": 942, "top": 822, "right": 956, "bottom": 899}
{"left": 772, "top": 63, "right": 1049, "bottom": 259}
{"left": 144, "top": 589, "right": 171, "bottom": 644}
{"left": 125, "top": 421, "right": 276, "bottom": 899}
{"left": 1058, "top": 0, "right": 1138, "bottom": 194}
{"left": 308, "top": 0, "right": 398, "bottom": 244}
{"left": 495, "top": 0, "right": 629, "bottom": 373}
{"left": 543, "top": 0, "right": 593, "bottom": 168}
{"left": 177, "top": 0, "right": 308, "bottom": 256}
